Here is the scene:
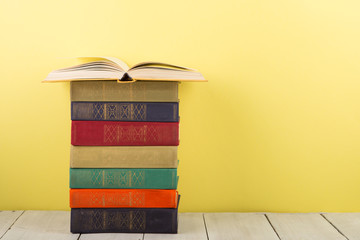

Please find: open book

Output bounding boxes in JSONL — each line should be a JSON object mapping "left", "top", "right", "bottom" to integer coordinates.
{"left": 43, "top": 57, "right": 206, "bottom": 83}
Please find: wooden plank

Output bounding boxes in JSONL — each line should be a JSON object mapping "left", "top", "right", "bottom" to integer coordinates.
{"left": 323, "top": 213, "right": 360, "bottom": 240}
{"left": 1, "top": 211, "right": 78, "bottom": 240}
{"left": 80, "top": 233, "right": 143, "bottom": 240}
{"left": 0, "top": 211, "right": 23, "bottom": 238}
{"left": 204, "top": 213, "right": 279, "bottom": 240}
{"left": 144, "top": 213, "right": 207, "bottom": 240}
{"left": 267, "top": 213, "right": 347, "bottom": 240}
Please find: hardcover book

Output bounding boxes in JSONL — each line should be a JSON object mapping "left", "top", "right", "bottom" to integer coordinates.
{"left": 70, "top": 146, "right": 178, "bottom": 168}
{"left": 70, "top": 189, "right": 178, "bottom": 208}
{"left": 71, "top": 102, "right": 179, "bottom": 122}
{"left": 71, "top": 121, "right": 179, "bottom": 146}
{"left": 71, "top": 196, "right": 180, "bottom": 233}
{"left": 70, "top": 168, "right": 178, "bottom": 189}
{"left": 43, "top": 56, "right": 205, "bottom": 82}
{"left": 70, "top": 80, "right": 179, "bottom": 102}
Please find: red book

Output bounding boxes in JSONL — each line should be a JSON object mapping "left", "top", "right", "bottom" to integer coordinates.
{"left": 71, "top": 121, "right": 179, "bottom": 146}
{"left": 70, "top": 189, "right": 178, "bottom": 208}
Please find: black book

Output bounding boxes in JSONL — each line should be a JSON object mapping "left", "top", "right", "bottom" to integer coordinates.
{"left": 71, "top": 196, "right": 180, "bottom": 233}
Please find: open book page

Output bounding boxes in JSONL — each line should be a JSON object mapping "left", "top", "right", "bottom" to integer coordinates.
{"left": 54, "top": 61, "right": 122, "bottom": 72}
{"left": 44, "top": 71, "right": 124, "bottom": 82}
{"left": 78, "top": 57, "right": 130, "bottom": 72}
{"left": 44, "top": 62, "right": 125, "bottom": 82}
{"left": 43, "top": 57, "right": 129, "bottom": 82}
{"left": 43, "top": 57, "right": 206, "bottom": 82}
{"left": 127, "top": 62, "right": 205, "bottom": 81}
{"left": 128, "top": 66, "right": 205, "bottom": 81}
{"left": 130, "top": 62, "right": 196, "bottom": 71}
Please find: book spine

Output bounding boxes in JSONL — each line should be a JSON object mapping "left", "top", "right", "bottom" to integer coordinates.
{"left": 70, "top": 146, "right": 178, "bottom": 168}
{"left": 70, "top": 189, "right": 178, "bottom": 208}
{"left": 69, "top": 168, "right": 178, "bottom": 189}
{"left": 70, "top": 81, "right": 179, "bottom": 102}
{"left": 71, "top": 121, "right": 179, "bottom": 146}
{"left": 71, "top": 207, "right": 178, "bottom": 233}
{"left": 71, "top": 102, "right": 179, "bottom": 122}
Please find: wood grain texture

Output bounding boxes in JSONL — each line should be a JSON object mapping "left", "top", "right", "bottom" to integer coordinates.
{"left": 144, "top": 213, "right": 207, "bottom": 240}
{"left": 323, "top": 213, "right": 360, "bottom": 240}
{"left": 0, "top": 211, "right": 23, "bottom": 238}
{"left": 80, "top": 233, "right": 143, "bottom": 240}
{"left": 204, "top": 213, "right": 279, "bottom": 240}
{"left": 3, "top": 211, "right": 360, "bottom": 240}
{"left": 1, "top": 211, "right": 78, "bottom": 240}
{"left": 267, "top": 213, "right": 347, "bottom": 240}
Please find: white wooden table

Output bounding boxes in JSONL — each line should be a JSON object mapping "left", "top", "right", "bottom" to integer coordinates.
{"left": 1, "top": 211, "right": 360, "bottom": 240}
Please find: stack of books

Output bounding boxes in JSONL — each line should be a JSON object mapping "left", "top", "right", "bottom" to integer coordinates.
{"left": 69, "top": 81, "right": 180, "bottom": 233}
{"left": 43, "top": 57, "right": 206, "bottom": 234}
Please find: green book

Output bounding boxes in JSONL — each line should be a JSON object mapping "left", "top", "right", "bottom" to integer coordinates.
{"left": 70, "top": 168, "right": 177, "bottom": 189}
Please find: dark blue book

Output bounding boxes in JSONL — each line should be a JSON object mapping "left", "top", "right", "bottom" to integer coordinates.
{"left": 71, "top": 102, "right": 179, "bottom": 122}
{"left": 71, "top": 196, "right": 180, "bottom": 233}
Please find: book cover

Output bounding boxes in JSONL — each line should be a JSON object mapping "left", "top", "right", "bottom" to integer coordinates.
{"left": 70, "top": 146, "right": 178, "bottom": 168}
{"left": 70, "top": 196, "right": 180, "bottom": 233}
{"left": 70, "top": 168, "right": 178, "bottom": 189}
{"left": 71, "top": 121, "right": 179, "bottom": 146}
{"left": 70, "top": 189, "right": 178, "bottom": 208}
{"left": 71, "top": 102, "right": 179, "bottom": 122}
{"left": 70, "top": 80, "right": 179, "bottom": 102}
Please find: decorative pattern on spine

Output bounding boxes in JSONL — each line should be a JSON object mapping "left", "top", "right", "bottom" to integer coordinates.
{"left": 72, "top": 209, "right": 146, "bottom": 232}
{"left": 70, "top": 189, "right": 178, "bottom": 208}
{"left": 70, "top": 168, "right": 177, "bottom": 189}
{"left": 71, "top": 205, "right": 179, "bottom": 233}
{"left": 70, "top": 146, "right": 178, "bottom": 168}
{"left": 71, "top": 102, "right": 179, "bottom": 122}
{"left": 71, "top": 121, "right": 179, "bottom": 146}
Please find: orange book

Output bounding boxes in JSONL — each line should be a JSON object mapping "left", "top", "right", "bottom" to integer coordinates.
{"left": 70, "top": 189, "right": 178, "bottom": 208}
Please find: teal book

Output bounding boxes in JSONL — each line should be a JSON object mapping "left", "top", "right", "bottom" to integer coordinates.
{"left": 70, "top": 168, "right": 177, "bottom": 189}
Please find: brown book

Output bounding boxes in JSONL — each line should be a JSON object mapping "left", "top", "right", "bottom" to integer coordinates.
{"left": 71, "top": 80, "right": 179, "bottom": 102}
{"left": 70, "top": 145, "right": 178, "bottom": 168}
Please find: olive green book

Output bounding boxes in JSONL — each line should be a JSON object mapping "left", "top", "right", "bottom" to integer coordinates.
{"left": 70, "top": 146, "right": 178, "bottom": 168}
{"left": 70, "top": 80, "right": 179, "bottom": 102}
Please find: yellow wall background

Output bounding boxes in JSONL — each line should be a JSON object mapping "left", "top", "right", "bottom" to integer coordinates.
{"left": 1, "top": 0, "right": 360, "bottom": 212}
